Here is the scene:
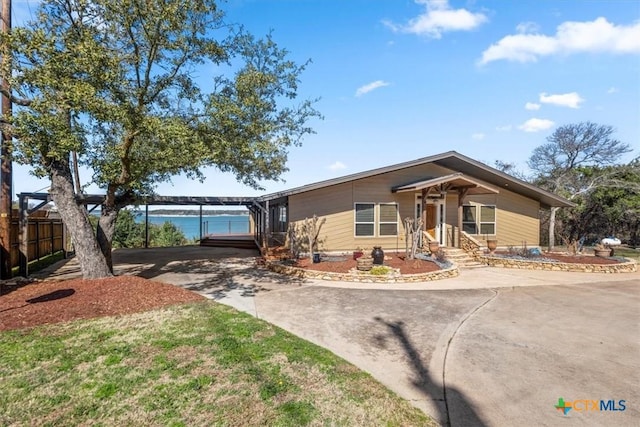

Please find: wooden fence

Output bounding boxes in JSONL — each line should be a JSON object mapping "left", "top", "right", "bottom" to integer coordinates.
{"left": 9, "top": 216, "right": 66, "bottom": 269}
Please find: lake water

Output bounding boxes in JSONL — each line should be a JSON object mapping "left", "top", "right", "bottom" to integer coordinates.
{"left": 142, "top": 215, "right": 250, "bottom": 240}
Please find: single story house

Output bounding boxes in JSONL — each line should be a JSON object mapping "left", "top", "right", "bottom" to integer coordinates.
{"left": 252, "top": 151, "right": 573, "bottom": 253}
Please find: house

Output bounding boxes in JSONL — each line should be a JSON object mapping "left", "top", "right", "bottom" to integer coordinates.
{"left": 253, "top": 151, "right": 573, "bottom": 253}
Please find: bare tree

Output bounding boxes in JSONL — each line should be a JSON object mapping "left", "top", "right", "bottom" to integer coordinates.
{"left": 528, "top": 122, "right": 632, "bottom": 250}
{"left": 403, "top": 217, "right": 423, "bottom": 259}
{"left": 286, "top": 223, "right": 302, "bottom": 259}
{"left": 301, "top": 215, "right": 326, "bottom": 256}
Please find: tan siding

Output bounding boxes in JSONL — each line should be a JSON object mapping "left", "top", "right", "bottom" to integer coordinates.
{"left": 288, "top": 163, "right": 454, "bottom": 252}
{"left": 495, "top": 189, "right": 540, "bottom": 246}
{"left": 287, "top": 163, "right": 541, "bottom": 250}
{"left": 463, "top": 190, "right": 539, "bottom": 246}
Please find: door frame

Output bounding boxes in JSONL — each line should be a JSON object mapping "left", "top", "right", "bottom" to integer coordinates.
{"left": 415, "top": 194, "right": 446, "bottom": 245}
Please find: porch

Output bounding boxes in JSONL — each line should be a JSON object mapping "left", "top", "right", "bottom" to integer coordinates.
{"left": 392, "top": 172, "right": 499, "bottom": 248}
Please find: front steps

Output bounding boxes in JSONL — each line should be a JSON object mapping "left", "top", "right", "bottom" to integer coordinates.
{"left": 440, "top": 247, "right": 487, "bottom": 269}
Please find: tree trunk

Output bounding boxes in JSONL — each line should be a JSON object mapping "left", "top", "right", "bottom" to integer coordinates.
{"left": 97, "top": 207, "right": 118, "bottom": 273}
{"left": 49, "top": 158, "right": 112, "bottom": 279}
{"left": 548, "top": 207, "right": 558, "bottom": 251}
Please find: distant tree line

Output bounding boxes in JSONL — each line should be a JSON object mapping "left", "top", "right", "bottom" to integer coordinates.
{"left": 89, "top": 210, "right": 190, "bottom": 249}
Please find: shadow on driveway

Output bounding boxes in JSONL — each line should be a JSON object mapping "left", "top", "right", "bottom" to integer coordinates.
{"left": 375, "top": 317, "right": 488, "bottom": 427}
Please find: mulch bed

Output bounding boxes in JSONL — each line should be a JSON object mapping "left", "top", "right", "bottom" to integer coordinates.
{"left": 291, "top": 252, "right": 441, "bottom": 275}
{"left": 0, "top": 276, "right": 205, "bottom": 332}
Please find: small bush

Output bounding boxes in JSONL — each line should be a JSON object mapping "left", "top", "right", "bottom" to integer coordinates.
{"left": 369, "top": 266, "right": 391, "bottom": 276}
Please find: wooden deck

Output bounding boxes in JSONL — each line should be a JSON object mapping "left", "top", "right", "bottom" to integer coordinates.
{"left": 199, "top": 233, "right": 258, "bottom": 250}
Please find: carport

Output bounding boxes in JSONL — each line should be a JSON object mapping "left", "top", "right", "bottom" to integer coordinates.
{"left": 16, "top": 192, "right": 263, "bottom": 276}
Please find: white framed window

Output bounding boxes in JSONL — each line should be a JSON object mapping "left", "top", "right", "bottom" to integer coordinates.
{"left": 379, "top": 203, "right": 398, "bottom": 236}
{"left": 355, "top": 203, "right": 375, "bottom": 237}
{"left": 462, "top": 204, "right": 496, "bottom": 235}
{"left": 479, "top": 205, "right": 496, "bottom": 235}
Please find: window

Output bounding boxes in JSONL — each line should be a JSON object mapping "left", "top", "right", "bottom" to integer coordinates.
{"left": 462, "top": 205, "right": 496, "bottom": 235}
{"left": 355, "top": 203, "right": 375, "bottom": 237}
{"left": 379, "top": 203, "right": 398, "bottom": 236}
{"left": 278, "top": 205, "right": 287, "bottom": 232}
{"left": 479, "top": 206, "right": 496, "bottom": 235}
{"left": 462, "top": 205, "right": 477, "bottom": 234}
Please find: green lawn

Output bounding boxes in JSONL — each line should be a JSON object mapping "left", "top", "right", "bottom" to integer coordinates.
{"left": 613, "top": 246, "right": 640, "bottom": 261}
{"left": 0, "top": 302, "right": 434, "bottom": 426}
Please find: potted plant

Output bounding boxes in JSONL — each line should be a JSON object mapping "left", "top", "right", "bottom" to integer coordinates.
{"left": 428, "top": 240, "right": 440, "bottom": 254}
{"left": 594, "top": 243, "right": 612, "bottom": 258}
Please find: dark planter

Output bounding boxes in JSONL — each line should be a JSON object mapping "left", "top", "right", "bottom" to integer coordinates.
{"left": 313, "top": 253, "right": 321, "bottom": 263}
{"left": 371, "top": 246, "right": 384, "bottom": 265}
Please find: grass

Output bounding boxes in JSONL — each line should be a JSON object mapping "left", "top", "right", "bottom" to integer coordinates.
{"left": 0, "top": 302, "right": 434, "bottom": 427}
{"left": 612, "top": 246, "right": 640, "bottom": 261}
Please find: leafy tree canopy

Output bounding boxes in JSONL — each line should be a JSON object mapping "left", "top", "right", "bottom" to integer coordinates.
{"left": 0, "top": 0, "right": 321, "bottom": 278}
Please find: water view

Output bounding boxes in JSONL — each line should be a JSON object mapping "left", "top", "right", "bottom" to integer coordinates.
{"left": 141, "top": 214, "right": 250, "bottom": 240}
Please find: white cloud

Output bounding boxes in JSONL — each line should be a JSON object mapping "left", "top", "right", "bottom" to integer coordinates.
{"left": 607, "top": 86, "right": 619, "bottom": 94}
{"left": 525, "top": 102, "right": 541, "bottom": 110}
{"left": 518, "top": 118, "right": 555, "bottom": 133}
{"left": 328, "top": 161, "right": 347, "bottom": 171}
{"left": 471, "top": 133, "right": 485, "bottom": 140}
{"left": 516, "top": 22, "right": 540, "bottom": 34}
{"left": 355, "top": 80, "right": 390, "bottom": 97}
{"left": 479, "top": 17, "right": 640, "bottom": 65}
{"left": 539, "top": 92, "right": 584, "bottom": 108}
{"left": 384, "top": 0, "right": 487, "bottom": 39}
{"left": 496, "top": 125, "right": 512, "bottom": 132}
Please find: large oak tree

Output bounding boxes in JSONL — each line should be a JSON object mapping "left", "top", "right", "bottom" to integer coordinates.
{"left": 528, "top": 122, "right": 632, "bottom": 250}
{"left": 1, "top": 0, "right": 320, "bottom": 278}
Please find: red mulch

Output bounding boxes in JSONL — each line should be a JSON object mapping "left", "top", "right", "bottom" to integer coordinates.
{"left": 292, "top": 252, "right": 441, "bottom": 274}
{"left": 0, "top": 276, "right": 205, "bottom": 332}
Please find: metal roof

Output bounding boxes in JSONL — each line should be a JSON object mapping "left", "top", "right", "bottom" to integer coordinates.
{"left": 258, "top": 151, "right": 574, "bottom": 208}
{"left": 19, "top": 193, "right": 257, "bottom": 207}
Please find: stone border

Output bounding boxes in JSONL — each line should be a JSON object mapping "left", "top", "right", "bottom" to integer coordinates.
{"left": 265, "top": 261, "right": 459, "bottom": 283}
{"left": 478, "top": 256, "right": 637, "bottom": 273}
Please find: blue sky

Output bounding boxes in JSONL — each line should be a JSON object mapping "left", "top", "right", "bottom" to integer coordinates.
{"left": 11, "top": 0, "right": 640, "bottom": 199}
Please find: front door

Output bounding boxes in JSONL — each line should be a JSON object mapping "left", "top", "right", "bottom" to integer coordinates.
{"left": 417, "top": 194, "right": 446, "bottom": 245}
{"left": 425, "top": 204, "right": 437, "bottom": 238}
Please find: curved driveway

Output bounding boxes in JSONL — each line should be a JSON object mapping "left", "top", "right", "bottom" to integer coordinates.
{"left": 40, "top": 247, "right": 640, "bottom": 426}
{"left": 254, "top": 274, "right": 639, "bottom": 427}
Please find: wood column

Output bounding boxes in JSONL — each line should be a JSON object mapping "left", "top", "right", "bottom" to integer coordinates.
{"left": 457, "top": 188, "right": 468, "bottom": 248}
{"left": 421, "top": 188, "right": 427, "bottom": 232}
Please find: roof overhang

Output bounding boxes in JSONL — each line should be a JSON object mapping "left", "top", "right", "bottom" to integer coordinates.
{"left": 392, "top": 173, "right": 499, "bottom": 195}
{"left": 258, "top": 151, "right": 575, "bottom": 209}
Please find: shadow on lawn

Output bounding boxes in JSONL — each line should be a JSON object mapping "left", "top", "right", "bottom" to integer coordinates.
{"left": 374, "top": 317, "right": 488, "bottom": 427}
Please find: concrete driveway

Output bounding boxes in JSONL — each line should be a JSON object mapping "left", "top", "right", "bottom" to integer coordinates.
{"left": 38, "top": 247, "right": 640, "bottom": 426}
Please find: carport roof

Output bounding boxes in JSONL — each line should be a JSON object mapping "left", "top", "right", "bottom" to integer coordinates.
{"left": 19, "top": 193, "right": 257, "bottom": 207}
